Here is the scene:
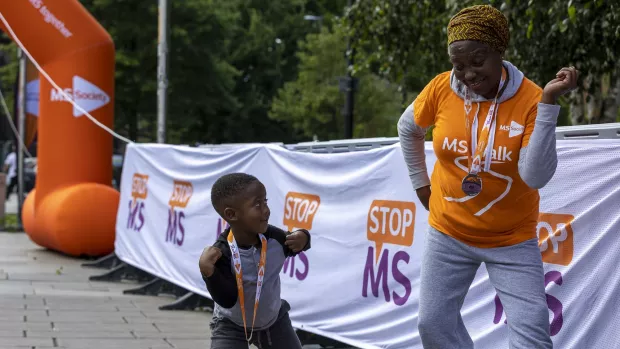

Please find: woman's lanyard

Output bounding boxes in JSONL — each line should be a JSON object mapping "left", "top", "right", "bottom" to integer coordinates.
{"left": 227, "top": 231, "right": 268, "bottom": 348}
{"left": 461, "top": 67, "right": 509, "bottom": 196}
{"left": 464, "top": 67, "right": 508, "bottom": 175}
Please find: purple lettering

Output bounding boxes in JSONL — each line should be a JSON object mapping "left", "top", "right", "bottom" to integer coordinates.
{"left": 127, "top": 200, "right": 146, "bottom": 232}
{"left": 493, "top": 270, "right": 564, "bottom": 336}
{"left": 362, "top": 246, "right": 390, "bottom": 302}
{"left": 176, "top": 211, "right": 185, "bottom": 246}
{"left": 283, "top": 253, "right": 310, "bottom": 281}
{"left": 296, "top": 252, "right": 309, "bottom": 281}
{"left": 136, "top": 202, "right": 145, "bottom": 232}
{"left": 166, "top": 210, "right": 177, "bottom": 243}
{"left": 127, "top": 200, "right": 138, "bottom": 229}
{"left": 391, "top": 251, "right": 411, "bottom": 306}
{"left": 545, "top": 271, "right": 563, "bottom": 336}
{"left": 493, "top": 294, "right": 507, "bottom": 324}
{"left": 282, "top": 252, "right": 310, "bottom": 281}
{"left": 165, "top": 210, "right": 185, "bottom": 246}
{"left": 283, "top": 256, "right": 294, "bottom": 278}
{"left": 216, "top": 219, "right": 223, "bottom": 241}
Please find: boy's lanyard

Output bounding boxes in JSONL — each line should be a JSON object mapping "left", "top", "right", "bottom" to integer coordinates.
{"left": 227, "top": 231, "right": 268, "bottom": 348}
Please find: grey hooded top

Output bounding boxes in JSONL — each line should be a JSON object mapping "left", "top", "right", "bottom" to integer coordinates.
{"left": 397, "top": 60, "right": 561, "bottom": 192}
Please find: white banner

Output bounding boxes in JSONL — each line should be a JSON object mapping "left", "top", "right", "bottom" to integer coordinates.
{"left": 115, "top": 140, "right": 620, "bottom": 349}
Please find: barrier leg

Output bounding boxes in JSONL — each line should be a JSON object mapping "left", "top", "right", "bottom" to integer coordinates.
{"left": 296, "top": 330, "right": 356, "bottom": 348}
{"left": 159, "top": 292, "right": 213, "bottom": 311}
{"left": 89, "top": 263, "right": 154, "bottom": 283}
{"left": 81, "top": 252, "right": 121, "bottom": 269}
{"left": 123, "top": 277, "right": 187, "bottom": 298}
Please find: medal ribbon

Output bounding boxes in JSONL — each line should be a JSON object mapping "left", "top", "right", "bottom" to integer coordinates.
{"left": 227, "top": 231, "right": 268, "bottom": 347}
{"left": 464, "top": 67, "right": 507, "bottom": 175}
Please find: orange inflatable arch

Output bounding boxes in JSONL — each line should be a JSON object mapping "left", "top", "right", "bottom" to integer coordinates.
{"left": 0, "top": 1, "right": 119, "bottom": 256}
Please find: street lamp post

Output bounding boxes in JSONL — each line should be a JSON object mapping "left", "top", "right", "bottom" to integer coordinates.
{"left": 343, "top": 0, "right": 356, "bottom": 139}
{"left": 157, "top": 0, "right": 170, "bottom": 144}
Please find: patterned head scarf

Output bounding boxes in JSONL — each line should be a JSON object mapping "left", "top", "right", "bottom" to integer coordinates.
{"left": 447, "top": 5, "right": 510, "bottom": 54}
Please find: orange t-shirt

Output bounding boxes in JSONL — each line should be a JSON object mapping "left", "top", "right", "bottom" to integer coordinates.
{"left": 414, "top": 71, "right": 543, "bottom": 248}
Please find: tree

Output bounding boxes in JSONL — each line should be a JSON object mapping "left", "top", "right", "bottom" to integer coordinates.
{"left": 347, "top": 0, "right": 453, "bottom": 101}
{"left": 81, "top": 0, "right": 241, "bottom": 144}
{"left": 501, "top": 0, "right": 620, "bottom": 124}
{"left": 0, "top": 39, "right": 18, "bottom": 141}
{"left": 80, "top": 0, "right": 350, "bottom": 145}
{"left": 270, "top": 23, "right": 402, "bottom": 140}
{"left": 347, "top": 0, "right": 620, "bottom": 125}
{"left": 212, "top": 0, "right": 310, "bottom": 144}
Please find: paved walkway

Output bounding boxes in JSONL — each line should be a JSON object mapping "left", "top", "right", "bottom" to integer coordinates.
{"left": 0, "top": 232, "right": 212, "bottom": 349}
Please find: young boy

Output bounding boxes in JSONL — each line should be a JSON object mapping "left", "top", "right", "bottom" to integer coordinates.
{"left": 199, "top": 172, "right": 311, "bottom": 349}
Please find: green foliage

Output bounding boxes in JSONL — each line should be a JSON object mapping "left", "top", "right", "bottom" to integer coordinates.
{"left": 3, "top": 0, "right": 617, "bottom": 147}
{"left": 78, "top": 0, "right": 353, "bottom": 144}
{"left": 347, "top": 0, "right": 451, "bottom": 89}
{"left": 0, "top": 41, "right": 17, "bottom": 123}
{"left": 270, "top": 23, "right": 402, "bottom": 140}
{"left": 81, "top": 0, "right": 241, "bottom": 144}
{"left": 501, "top": 0, "right": 620, "bottom": 124}
{"left": 501, "top": 0, "right": 620, "bottom": 90}
{"left": 213, "top": 0, "right": 309, "bottom": 144}
{"left": 347, "top": 0, "right": 620, "bottom": 126}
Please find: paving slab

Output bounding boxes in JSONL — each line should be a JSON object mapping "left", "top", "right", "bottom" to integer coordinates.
{"left": 26, "top": 330, "right": 136, "bottom": 338}
{"left": 56, "top": 338, "right": 171, "bottom": 348}
{"left": 165, "top": 339, "right": 209, "bottom": 349}
{"left": 0, "top": 233, "right": 329, "bottom": 349}
{"left": 0, "top": 232, "right": 210, "bottom": 349}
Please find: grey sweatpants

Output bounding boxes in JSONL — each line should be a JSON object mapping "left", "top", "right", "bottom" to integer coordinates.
{"left": 210, "top": 300, "right": 302, "bottom": 349}
{"left": 418, "top": 227, "right": 552, "bottom": 349}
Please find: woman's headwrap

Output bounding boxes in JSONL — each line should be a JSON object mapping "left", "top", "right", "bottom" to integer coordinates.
{"left": 447, "top": 5, "right": 510, "bottom": 54}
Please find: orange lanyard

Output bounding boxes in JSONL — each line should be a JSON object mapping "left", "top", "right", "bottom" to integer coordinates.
{"left": 464, "top": 67, "right": 507, "bottom": 174}
{"left": 227, "top": 231, "right": 267, "bottom": 346}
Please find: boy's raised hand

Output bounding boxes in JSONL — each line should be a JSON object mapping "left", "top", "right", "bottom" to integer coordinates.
{"left": 285, "top": 230, "right": 308, "bottom": 252}
{"left": 199, "top": 246, "right": 222, "bottom": 278}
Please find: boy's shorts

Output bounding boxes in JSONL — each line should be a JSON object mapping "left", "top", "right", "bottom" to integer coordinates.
{"left": 209, "top": 300, "right": 302, "bottom": 349}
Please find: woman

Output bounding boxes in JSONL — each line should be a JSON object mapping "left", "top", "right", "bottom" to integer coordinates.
{"left": 397, "top": 5, "right": 577, "bottom": 349}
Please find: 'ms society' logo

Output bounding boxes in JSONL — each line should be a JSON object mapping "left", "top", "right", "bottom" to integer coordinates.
{"left": 50, "top": 76, "right": 110, "bottom": 117}
{"left": 499, "top": 121, "right": 525, "bottom": 138}
{"left": 281, "top": 192, "right": 319, "bottom": 281}
{"left": 362, "top": 200, "right": 415, "bottom": 306}
{"left": 165, "top": 180, "right": 193, "bottom": 247}
{"left": 127, "top": 173, "right": 148, "bottom": 232}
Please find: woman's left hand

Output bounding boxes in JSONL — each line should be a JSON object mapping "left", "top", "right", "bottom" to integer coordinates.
{"left": 541, "top": 66, "right": 579, "bottom": 105}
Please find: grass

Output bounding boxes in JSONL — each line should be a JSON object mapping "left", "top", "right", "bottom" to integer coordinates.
{"left": 1, "top": 213, "right": 22, "bottom": 232}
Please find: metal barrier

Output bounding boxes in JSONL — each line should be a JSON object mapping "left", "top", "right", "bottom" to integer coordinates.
{"left": 286, "top": 122, "right": 620, "bottom": 154}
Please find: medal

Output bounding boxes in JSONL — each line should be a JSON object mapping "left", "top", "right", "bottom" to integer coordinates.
{"left": 461, "top": 173, "right": 482, "bottom": 196}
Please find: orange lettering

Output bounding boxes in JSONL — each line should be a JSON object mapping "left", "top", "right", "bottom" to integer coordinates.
{"left": 283, "top": 192, "right": 321, "bottom": 231}
{"left": 367, "top": 200, "right": 416, "bottom": 262}
{"left": 131, "top": 173, "right": 149, "bottom": 201}
{"left": 537, "top": 213, "right": 575, "bottom": 266}
{"left": 168, "top": 180, "right": 193, "bottom": 209}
